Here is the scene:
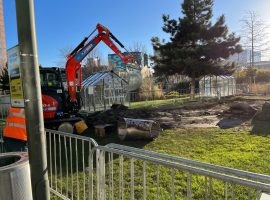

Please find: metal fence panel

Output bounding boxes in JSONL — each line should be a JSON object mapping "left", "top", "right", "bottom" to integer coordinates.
{"left": 45, "top": 129, "right": 98, "bottom": 200}
{"left": 0, "top": 121, "right": 4, "bottom": 153}
{"left": 92, "top": 145, "right": 269, "bottom": 200}
{"left": 0, "top": 97, "right": 9, "bottom": 153}
{"left": 107, "top": 144, "right": 270, "bottom": 183}
{"left": 46, "top": 130, "right": 270, "bottom": 200}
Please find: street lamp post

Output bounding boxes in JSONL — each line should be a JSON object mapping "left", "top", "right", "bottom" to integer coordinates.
{"left": 15, "top": 0, "right": 50, "bottom": 199}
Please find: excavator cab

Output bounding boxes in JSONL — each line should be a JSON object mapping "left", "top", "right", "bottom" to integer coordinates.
{"left": 40, "top": 68, "right": 67, "bottom": 120}
{"left": 41, "top": 72, "right": 61, "bottom": 88}
{"left": 40, "top": 68, "right": 81, "bottom": 120}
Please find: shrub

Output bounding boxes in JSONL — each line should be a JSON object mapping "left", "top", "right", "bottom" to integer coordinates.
{"left": 165, "top": 91, "right": 190, "bottom": 99}
{"left": 165, "top": 91, "right": 180, "bottom": 98}
{"left": 250, "top": 84, "right": 270, "bottom": 94}
{"left": 138, "top": 78, "right": 164, "bottom": 100}
{"left": 234, "top": 71, "right": 248, "bottom": 84}
{"left": 256, "top": 70, "right": 270, "bottom": 83}
{"left": 235, "top": 69, "right": 270, "bottom": 84}
{"left": 169, "top": 81, "right": 199, "bottom": 94}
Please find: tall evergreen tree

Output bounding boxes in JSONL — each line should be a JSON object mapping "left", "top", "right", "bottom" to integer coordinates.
{"left": 152, "top": 0, "right": 242, "bottom": 98}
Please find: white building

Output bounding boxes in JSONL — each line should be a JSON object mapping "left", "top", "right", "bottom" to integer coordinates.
{"left": 253, "top": 61, "right": 270, "bottom": 70}
{"left": 228, "top": 49, "right": 261, "bottom": 65}
{"left": 108, "top": 52, "right": 148, "bottom": 71}
{"left": 88, "top": 57, "right": 100, "bottom": 67}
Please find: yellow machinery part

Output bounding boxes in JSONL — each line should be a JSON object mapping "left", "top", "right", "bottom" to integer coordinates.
{"left": 74, "top": 120, "right": 88, "bottom": 134}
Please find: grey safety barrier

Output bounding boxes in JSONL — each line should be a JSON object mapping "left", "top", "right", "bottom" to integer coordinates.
{"left": 0, "top": 152, "right": 32, "bottom": 200}
{"left": 118, "top": 118, "right": 161, "bottom": 140}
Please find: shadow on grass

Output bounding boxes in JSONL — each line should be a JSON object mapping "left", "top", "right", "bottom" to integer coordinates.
{"left": 217, "top": 117, "right": 251, "bottom": 129}
{"left": 47, "top": 129, "right": 152, "bottom": 176}
{"left": 251, "top": 120, "right": 270, "bottom": 136}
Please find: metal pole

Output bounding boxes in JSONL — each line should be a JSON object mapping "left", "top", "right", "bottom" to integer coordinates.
{"left": 15, "top": 0, "right": 50, "bottom": 199}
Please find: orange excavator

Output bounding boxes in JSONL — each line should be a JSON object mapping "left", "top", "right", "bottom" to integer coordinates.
{"left": 65, "top": 23, "right": 137, "bottom": 110}
{"left": 43, "top": 24, "right": 137, "bottom": 120}
{"left": 4, "top": 23, "right": 138, "bottom": 142}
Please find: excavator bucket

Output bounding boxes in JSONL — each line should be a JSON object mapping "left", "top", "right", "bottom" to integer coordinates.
{"left": 118, "top": 118, "right": 160, "bottom": 141}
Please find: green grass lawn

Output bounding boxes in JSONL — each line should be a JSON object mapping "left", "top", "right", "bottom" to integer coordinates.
{"left": 130, "top": 96, "right": 197, "bottom": 109}
{"left": 234, "top": 95, "right": 270, "bottom": 101}
{"left": 143, "top": 128, "right": 270, "bottom": 174}
{"left": 50, "top": 128, "right": 270, "bottom": 199}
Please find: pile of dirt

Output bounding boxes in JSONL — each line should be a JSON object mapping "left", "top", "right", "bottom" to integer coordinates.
{"left": 214, "top": 102, "right": 257, "bottom": 129}
{"left": 85, "top": 104, "right": 155, "bottom": 127}
{"left": 83, "top": 98, "right": 267, "bottom": 132}
{"left": 221, "top": 102, "right": 257, "bottom": 118}
{"left": 85, "top": 104, "right": 183, "bottom": 130}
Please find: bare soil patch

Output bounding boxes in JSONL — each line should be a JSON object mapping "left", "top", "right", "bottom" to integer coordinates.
{"left": 83, "top": 97, "right": 268, "bottom": 132}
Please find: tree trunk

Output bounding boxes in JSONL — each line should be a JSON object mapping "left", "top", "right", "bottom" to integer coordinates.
{"left": 190, "top": 72, "right": 195, "bottom": 100}
{"left": 251, "top": 31, "right": 254, "bottom": 67}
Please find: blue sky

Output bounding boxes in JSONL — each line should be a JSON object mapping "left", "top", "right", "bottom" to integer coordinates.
{"left": 3, "top": 0, "right": 270, "bottom": 66}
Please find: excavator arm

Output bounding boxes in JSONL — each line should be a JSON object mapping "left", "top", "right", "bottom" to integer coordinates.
{"left": 66, "top": 23, "right": 136, "bottom": 103}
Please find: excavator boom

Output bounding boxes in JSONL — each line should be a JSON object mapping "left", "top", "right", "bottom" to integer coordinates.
{"left": 66, "top": 24, "right": 136, "bottom": 103}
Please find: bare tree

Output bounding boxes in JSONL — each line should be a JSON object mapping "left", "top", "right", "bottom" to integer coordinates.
{"left": 241, "top": 11, "right": 270, "bottom": 67}
{"left": 82, "top": 48, "right": 104, "bottom": 65}
{"left": 57, "top": 45, "right": 105, "bottom": 66}
{"left": 128, "top": 42, "right": 147, "bottom": 53}
{"left": 81, "top": 48, "right": 110, "bottom": 80}
{"left": 56, "top": 46, "right": 74, "bottom": 67}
